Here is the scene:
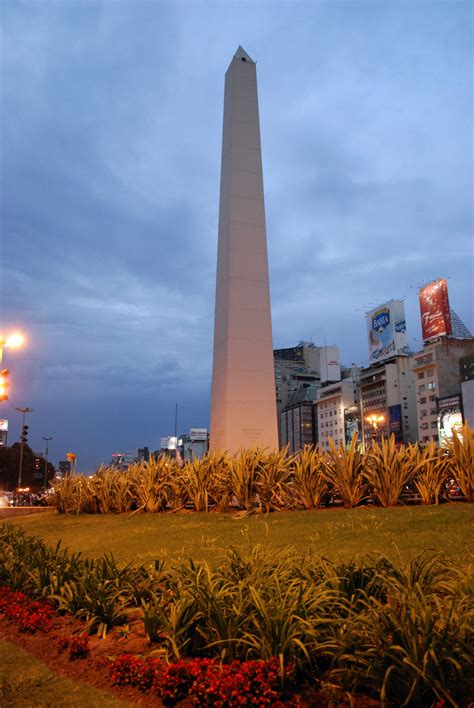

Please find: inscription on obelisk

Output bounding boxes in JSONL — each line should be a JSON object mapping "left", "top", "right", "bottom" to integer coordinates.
{"left": 210, "top": 47, "right": 278, "bottom": 453}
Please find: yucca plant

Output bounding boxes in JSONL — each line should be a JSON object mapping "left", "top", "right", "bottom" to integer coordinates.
{"left": 229, "top": 448, "right": 264, "bottom": 510}
{"left": 321, "top": 433, "right": 367, "bottom": 508}
{"left": 130, "top": 456, "right": 180, "bottom": 513}
{"left": 413, "top": 442, "right": 449, "bottom": 505}
{"left": 180, "top": 453, "right": 230, "bottom": 512}
{"left": 289, "top": 446, "right": 327, "bottom": 510}
{"left": 446, "top": 423, "right": 474, "bottom": 502}
{"left": 364, "top": 437, "right": 427, "bottom": 507}
{"left": 255, "top": 448, "right": 292, "bottom": 512}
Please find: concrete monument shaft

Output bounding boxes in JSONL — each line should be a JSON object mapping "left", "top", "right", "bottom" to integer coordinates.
{"left": 210, "top": 47, "right": 278, "bottom": 453}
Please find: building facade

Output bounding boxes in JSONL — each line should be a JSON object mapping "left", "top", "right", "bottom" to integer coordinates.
{"left": 280, "top": 384, "right": 319, "bottom": 453}
{"left": 412, "top": 337, "right": 474, "bottom": 444}
{"left": 360, "top": 355, "right": 417, "bottom": 447}
{"left": 315, "top": 376, "right": 360, "bottom": 452}
{"left": 274, "top": 342, "right": 340, "bottom": 444}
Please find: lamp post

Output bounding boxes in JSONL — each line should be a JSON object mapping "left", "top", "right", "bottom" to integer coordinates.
{"left": 16, "top": 407, "right": 34, "bottom": 488}
{"left": 365, "top": 413, "right": 385, "bottom": 445}
{"left": 0, "top": 332, "right": 25, "bottom": 368}
{"left": 42, "top": 436, "right": 53, "bottom": 491}
{"left": 0, "top": 332, "right": 25, "bottom": 403}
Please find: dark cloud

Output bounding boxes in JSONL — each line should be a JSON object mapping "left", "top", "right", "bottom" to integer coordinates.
{"left": 1, "top": 1, "right": 472, "bottom": 470}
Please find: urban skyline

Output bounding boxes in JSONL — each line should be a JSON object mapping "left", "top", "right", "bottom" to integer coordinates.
{"left": 2, "top": 2, "right": 472, "bottom": 470}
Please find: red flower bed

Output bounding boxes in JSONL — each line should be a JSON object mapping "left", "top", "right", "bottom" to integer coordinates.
{"left": 109, "top": 654, "right": 293, "bottom": 706}
{"left": 0, "top": 586, "right": 54, "bottom": 633}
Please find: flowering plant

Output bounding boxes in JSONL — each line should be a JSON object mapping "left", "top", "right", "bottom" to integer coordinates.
{"left": 0, "top": 586, "right": 54, "bottom": 633}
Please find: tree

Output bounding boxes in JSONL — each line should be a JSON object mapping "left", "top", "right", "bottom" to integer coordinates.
{"left": 0, "top": 444, "right": 56, "bottom": 491}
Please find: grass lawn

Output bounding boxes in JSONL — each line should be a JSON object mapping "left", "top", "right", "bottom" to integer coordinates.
{"left": 0, "top": 639, "right": 127, "bottom": 707}
{"left": 7, "top": 503, "right": 473, "bottom": 566}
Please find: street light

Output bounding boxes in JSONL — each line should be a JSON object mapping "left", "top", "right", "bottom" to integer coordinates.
{"left": 16, "top": 406, "right": 34, "bottom": 488}
{"left": 366, "top": 413, "right": 385, "bottom": 444}
{"left": 0, "top": 332, "right": 25, "bottom": 403}
{"left": 42, "top": 436, "right": 53, "bottom": 491}
{"left": 0, "top": 332, "right": 25, "bottom": 367}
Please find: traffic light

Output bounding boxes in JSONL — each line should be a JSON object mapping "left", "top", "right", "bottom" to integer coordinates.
{"left": 0, "top": 369, "right": 9, "bottom": 401}
{"left": 34, "top": 457, "right": 41, "bottom": 471}
{"left": 21, "top": 425, "right": 29, "bottom": 444}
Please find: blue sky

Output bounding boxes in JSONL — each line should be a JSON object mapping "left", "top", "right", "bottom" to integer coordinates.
{"left": 1, "top": 1, "right": 472, "bottom": 470}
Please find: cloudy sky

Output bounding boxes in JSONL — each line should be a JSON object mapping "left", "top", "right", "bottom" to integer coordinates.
{"left": 1, "top": 1, "right": 472, "bottom": 470}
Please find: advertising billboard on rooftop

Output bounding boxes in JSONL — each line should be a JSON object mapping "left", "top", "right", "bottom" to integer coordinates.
{"left": 419, "top": 278, "right": 452, "bottom": 341}
{"left": 366, "top": 300, "right": 409, "bottom": 364}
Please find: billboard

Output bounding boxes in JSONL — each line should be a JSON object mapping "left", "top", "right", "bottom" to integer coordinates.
{"left": 419, "top": 278, "right": 452, "bottom": 341}
{"left": 388, "top": 404, "right": 403, "bottom": 443}
{"left": 437, "top": 394, "right": 463, "bottom": 445}
{"left": 366, "top": 300, "right": 409, "bottom": 364}
{"left": 190, "top": 428, "right": 208, "bottom": 442}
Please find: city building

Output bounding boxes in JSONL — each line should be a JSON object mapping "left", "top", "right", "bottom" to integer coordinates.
{"left": 315, "top": 373, "right": 360, "bottom": 453}
{"left": 137, "top": 447, "right": 150, "bottom": 462}
{"left": 280, "top": 383, "right": 319, "bottom": 453}
{"left": 58, "top": 460, "right": 71, "bottom": 477}
{"left": 412, "top": 337, "right": 474, "bottom": 444}
{"left": 0, "top": 419, "right": 7, "bottom": 447}
{"left": 210, "top": 47, "right": 278, "bottom": 453}
{"left": 274, "top": 342, "right": 340, "bottom": 443}
{"left": 110, "top": 452, "right": 134, "bottom": 470}
{"left": 360, "top": 355, "right": 418, "bottom": 447}
{"left": 460, "top": 354, "right": 474, "bottom": 429}
{"left": 181, "top": 428, "right": 209, "bottom": 461}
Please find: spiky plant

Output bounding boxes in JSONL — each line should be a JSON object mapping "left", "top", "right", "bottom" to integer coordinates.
{"left": 229, "top": 449, "right": 264, "bottom": 510}
{"left": 413, "top": 442, "right": 449, "bottom": 505}
{"left": 255, "top": 448, "right": 292, "bottom": 512}
{"left": 321, "top": 433, "right": 367, "bottom": 508}
{"left": 289, "top": 446, "right": 327, "bottom": 510}
{"left": 130, "top": 456, "right": 180, "bottom": 513}
{"left": 446, "top": 423, "right": 474, "bottom": 502}
{"left": 180, "top": 452, "right": 231, "bottom": 512}
{"left": 364, "top": 437, "right": 428, "bottom": 507}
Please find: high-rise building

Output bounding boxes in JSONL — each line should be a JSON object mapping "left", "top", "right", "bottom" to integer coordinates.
{"left": 412, "top": 337, "right": 474, "bottom": 445}
{"left": 210, "top": 47, "right": 278, "bottom": 453}
{"left": 315, "top": 374, "right": 361, "bottom": 453}
{"left": 360, "top": 355, "right": 418, "bottom": 447}
{"left": 274, "top": 342, "right": 340, "bottom": 444}
{"left": 280, "top": 383, "right": 320, "bottom": 453}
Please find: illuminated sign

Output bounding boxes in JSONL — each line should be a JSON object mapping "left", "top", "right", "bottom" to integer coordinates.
{"left": 366, "top": 300, "right": 409, "bottom": 364}
{"left": 438, "top": 394, "right": 463, "bottom": 445}
{"left": 419, "top": 278, "right": 452, "bottom": 340}
{"left": 0, "top": 419, "right": 8, "bottom": 432}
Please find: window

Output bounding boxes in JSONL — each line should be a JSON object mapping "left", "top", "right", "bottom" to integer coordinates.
{"left": 419, "top": 397, "right": 426, "bottom": 404}
{"left": 417, "top": 372, "right": 425, "bottom": 380}
{"left": 419, "top": 384, "right": 426, "bottom": 392}
{"left": 426, "top": 367, "right": 435, "bottom": 377}
{"left": 431, "top": 421, "right": 438, "bottom": 429}
{"left": 427, "top": 382, "right": 436, "bottom": 391}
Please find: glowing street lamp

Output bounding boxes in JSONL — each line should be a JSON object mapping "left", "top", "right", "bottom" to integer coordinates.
{"left": 366, "top": 413, "right": 385, "bottom": 444}
{"left": 0, "top": 332, "right": 25, "bottom": 365}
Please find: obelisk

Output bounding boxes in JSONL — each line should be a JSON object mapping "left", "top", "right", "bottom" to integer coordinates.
{"left": 210, "top": 46, "right": 278, "bottom": 453}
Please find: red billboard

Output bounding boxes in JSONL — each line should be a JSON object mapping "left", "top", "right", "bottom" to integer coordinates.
{"left": 419, "top": 278, "right": 452, "bottom": 340}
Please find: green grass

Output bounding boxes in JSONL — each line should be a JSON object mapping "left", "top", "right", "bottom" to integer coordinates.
{"left": 9, "top": 503, "right": 474, "bottom": 566}
{"left": 0, "top": 639, "right": 127, "bottom": 707}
